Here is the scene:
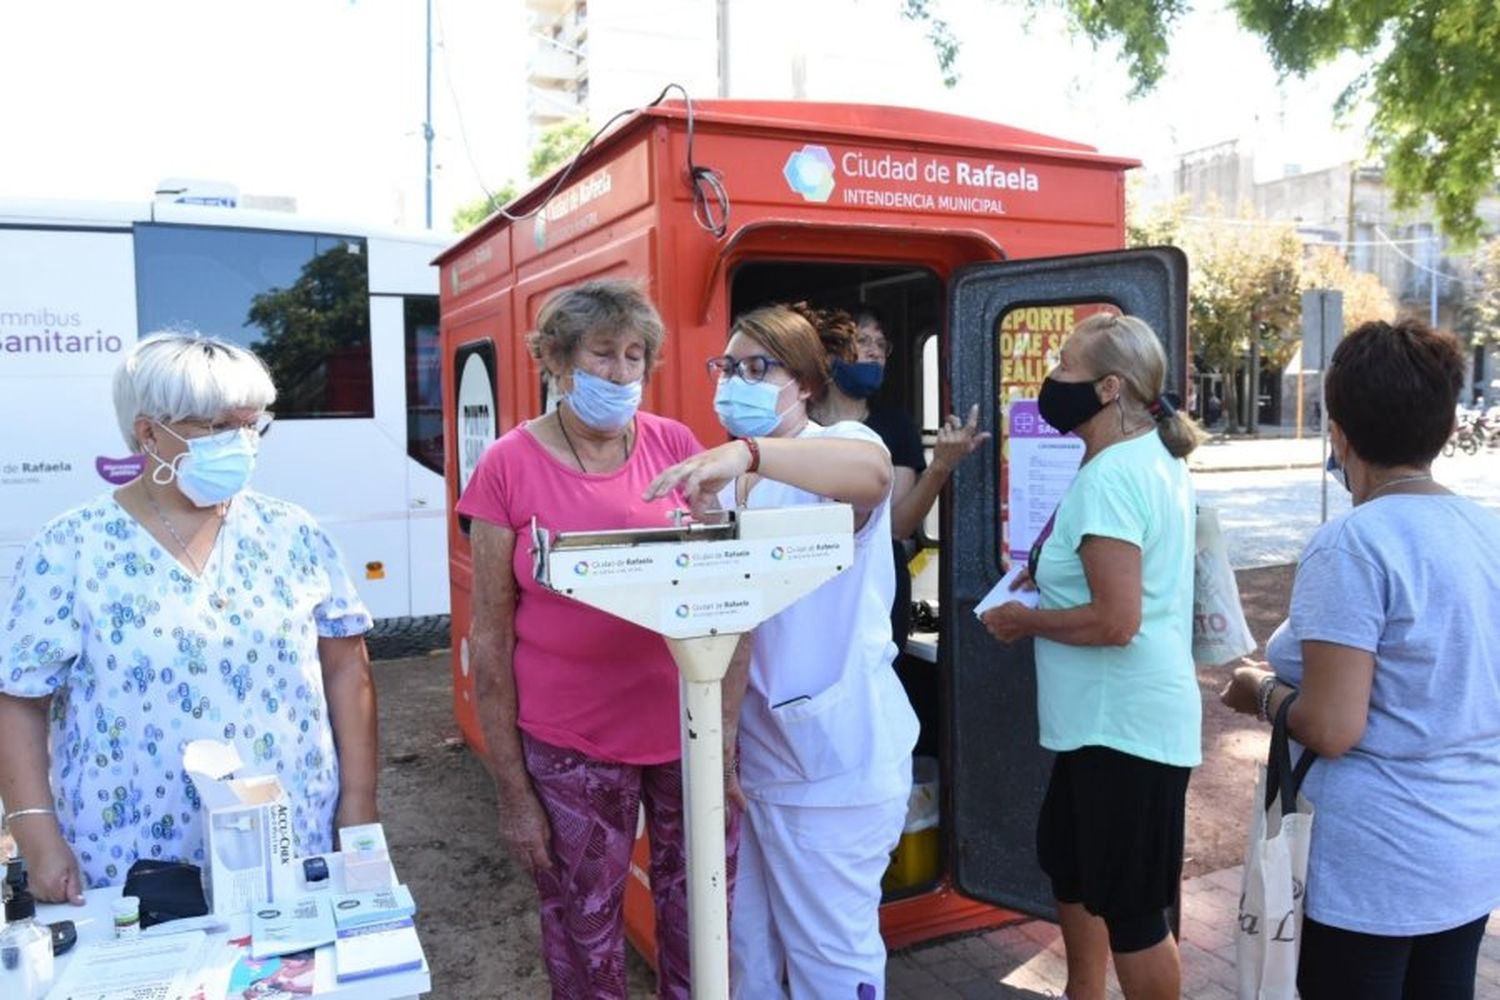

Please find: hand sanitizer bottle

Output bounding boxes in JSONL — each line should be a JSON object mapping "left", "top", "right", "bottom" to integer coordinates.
{"left": 0, "top": 887, "right": 55, "bottom": 999}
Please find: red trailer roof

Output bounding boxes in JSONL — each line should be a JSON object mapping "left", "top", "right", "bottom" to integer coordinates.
{"left": 645, "top": 99, "right": 1119, "bottom": 159}
{"left": 437, "top": 100, "right": 1139, "bottom": 264}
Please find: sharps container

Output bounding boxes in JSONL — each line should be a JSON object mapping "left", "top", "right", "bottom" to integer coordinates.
{"left": 882, "top": 755, "right": 941, "bottom": 893}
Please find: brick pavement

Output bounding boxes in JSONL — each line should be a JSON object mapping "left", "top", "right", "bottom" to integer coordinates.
{"left": 887, "top": 866, "right": 1500, "bottom": 999}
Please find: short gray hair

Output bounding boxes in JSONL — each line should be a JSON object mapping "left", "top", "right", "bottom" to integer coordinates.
{"left": 113, "top": 332, "right": 277, "bottom": 450}
{"left": 526, "top": 279, "right": 665, "bottom": 374}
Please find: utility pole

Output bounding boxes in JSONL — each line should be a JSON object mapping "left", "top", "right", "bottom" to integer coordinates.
{"left": 1430, "top": 229, "right": 1441, "bottom": 328}
{"left": 424, "top": 0, "right": 435, "bottom": 229}
{"left": 716, "top": 0, "right": 730, "bottom": 97}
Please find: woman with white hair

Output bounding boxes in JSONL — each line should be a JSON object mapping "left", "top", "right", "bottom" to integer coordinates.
{"left": 980, "top": 313, "right": 1203, "bottom": 1000}
{"left": 0, "top": 333, "right": 379, "bottom": 904}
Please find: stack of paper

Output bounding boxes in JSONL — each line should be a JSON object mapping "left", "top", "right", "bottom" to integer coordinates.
{"left": 334, "top": 918, "right": 423, "bottom": 983}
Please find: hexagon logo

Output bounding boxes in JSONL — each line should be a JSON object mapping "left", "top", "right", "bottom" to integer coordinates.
{"left": 675, "top": 553, "right": 691, "bottom": 568}
{"left": 572, "top": 560, "right": 590, "bottom": 576}
{"left": 770, "top": 546, "right": 785, "bottom": 561}
{"left": 783, "top": 145, "right": 836, "bottom": 203}
{"left": 675, "top": 603, "right": 691, "bottom": 619}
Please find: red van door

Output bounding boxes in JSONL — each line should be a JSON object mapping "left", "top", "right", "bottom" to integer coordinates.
{"left": 942, "top": 246, "right": 1189, "bottom": 918}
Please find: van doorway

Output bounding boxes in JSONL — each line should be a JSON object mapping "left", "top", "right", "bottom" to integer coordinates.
{"left": 730, "top": 260, "right": 949, "bottom": 898}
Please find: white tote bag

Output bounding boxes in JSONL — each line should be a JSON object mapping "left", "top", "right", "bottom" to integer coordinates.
{"left": 1193, "top": 506, "right": 1257, "bottom": 665}
{"left": 1236, "top": 696, "right": 1316, "bottom": 1000}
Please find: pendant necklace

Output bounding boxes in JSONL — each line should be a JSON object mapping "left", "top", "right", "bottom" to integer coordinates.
{"left": 144, "top": 487, "right": 230, "bottom": 610}
{"left": 556, "top": 408, "right": 630, "bottom": 473}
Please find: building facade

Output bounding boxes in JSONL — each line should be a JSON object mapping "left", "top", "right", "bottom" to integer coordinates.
{"left": 1174, "top": 142, "right": 1500, "bottom": 412}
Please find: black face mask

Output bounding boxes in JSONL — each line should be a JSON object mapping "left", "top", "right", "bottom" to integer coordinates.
{"left": 1037, "top": 375, "right": 1105, "bottom": 433}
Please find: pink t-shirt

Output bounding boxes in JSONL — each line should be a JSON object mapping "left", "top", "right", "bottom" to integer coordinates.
{"left": 455, "top": 411, "right": 703, "bottom": 764}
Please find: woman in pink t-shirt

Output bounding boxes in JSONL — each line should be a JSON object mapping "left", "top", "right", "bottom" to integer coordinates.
{"left": 456, "top": 279, "right": 736, "bottom": 1000}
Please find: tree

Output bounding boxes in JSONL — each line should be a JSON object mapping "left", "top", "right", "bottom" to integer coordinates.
{"left": 906, "top": 0, "right": 1500, "bottom": 244}
{"left": 528, "top": 117, "right": 595, "bottom": 181}
{"left": 247, "top": 244, "right": 371, "bottom": 416}
{"left": 1300, "top": 246, "right": 1397, "bottom": 333}
{"left": 450, "top": 116, "right": 595, "bottom": 232}
{"left": 451, "top": 181, "right": 518, "bottom": 233}
{"left": 1128, "top": 194, "right": 1303, "bottom": 430}
{"left": 1462, "top": 237, "right": 1500, "bottom": 352}
{"left": 1185, "top": 209, "right": 1304, "bottom": 430}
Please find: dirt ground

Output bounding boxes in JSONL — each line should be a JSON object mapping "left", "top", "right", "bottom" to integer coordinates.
{"left": 377, "top": 564, "right": 1294, "bottom": 998}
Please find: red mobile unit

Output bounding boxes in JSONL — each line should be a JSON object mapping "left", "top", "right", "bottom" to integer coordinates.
{"left": 434, "top": 99, "right": 1188, "bottom": 955}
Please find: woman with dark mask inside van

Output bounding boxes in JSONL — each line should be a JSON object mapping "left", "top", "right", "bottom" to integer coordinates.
{"left": 808, "top": 305, "right": 989, "bottom": 646}
{"left": 979, "top": 313, "right": 1202, "bottom": 1000}
{"left": 645, "top": 303, "right": 917, "bottom": 999}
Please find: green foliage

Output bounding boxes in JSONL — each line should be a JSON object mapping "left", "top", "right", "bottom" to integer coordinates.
{"left": 906, "top": 0, "right": 1500, "bottom": 243}
{"left": 1126, "top": 192, "right": 1304, "bottom": 428}
{"left": 1126, "top": 187, "right": 1187, "bottom": 247}
{"left": 1300, "top": 246, "right": 1396, "bottom": 333}
{"left": 1048, "top": 0, "right": 1190, "bottom": 95}
{"left": 528, "top": 117, "right": 595, "bottom": 181}
{"left": 1233, "top": 0, "right": 1500, "bottom": 246}
{"left": 901, "top": 0, "right": 960, "bottom": 87}
{"left": 451, "top": 181, "right": 519, "bottom": 233}
{"left": 1466, "top": 237, "right": 1500, "bottom": 350}
{"left": 451, "top": 117, "right": 595, "bottom": 232}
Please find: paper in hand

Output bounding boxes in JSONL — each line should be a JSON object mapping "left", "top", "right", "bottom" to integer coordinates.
{"left": 974, "top": 563, "right": 1040, "bottom": 617}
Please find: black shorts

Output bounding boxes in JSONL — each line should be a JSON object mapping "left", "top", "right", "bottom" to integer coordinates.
{"left": 1036, "top": 745, "right": 1190, "bottom": 920}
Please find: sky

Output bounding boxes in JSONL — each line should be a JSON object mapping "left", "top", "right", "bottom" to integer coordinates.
{"left": 0, "top": 0, "right": 1370, "bottom": 232}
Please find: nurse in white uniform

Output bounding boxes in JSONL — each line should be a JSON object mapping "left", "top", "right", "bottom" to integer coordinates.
{"left": 645, "top": 303, "right": 919, "bottom": 999}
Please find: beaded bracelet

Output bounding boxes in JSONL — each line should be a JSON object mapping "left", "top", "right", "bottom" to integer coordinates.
{"left": 738, "top": 436, "right": 761, "bottom": 474}
{"left": 1255, "top": 674, "right": 1279, "bottom": 723}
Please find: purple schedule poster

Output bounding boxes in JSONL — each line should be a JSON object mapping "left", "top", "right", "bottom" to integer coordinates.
{"left": 1006, "top": 400, "right": 1084, "bottom": 561}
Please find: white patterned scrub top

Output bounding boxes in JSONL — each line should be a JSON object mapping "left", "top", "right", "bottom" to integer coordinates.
{"left": 0, "top": 490, "right": 372, "bottom": 888}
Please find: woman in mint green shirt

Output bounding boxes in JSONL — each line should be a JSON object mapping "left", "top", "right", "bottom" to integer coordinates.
{"left": 982, "top": 313, "right": 1202, "bottom": 1000}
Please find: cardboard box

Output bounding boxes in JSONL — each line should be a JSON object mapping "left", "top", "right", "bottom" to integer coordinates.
{"left": 184, "top": 740, "right": 298, "bottom": 915}
{"left": 338, "top": 823, "right": 393, "bottom": 892}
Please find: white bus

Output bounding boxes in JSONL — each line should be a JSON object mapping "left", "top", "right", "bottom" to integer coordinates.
{"left": 0, "top": 198, "right": 451, "bottom": 620}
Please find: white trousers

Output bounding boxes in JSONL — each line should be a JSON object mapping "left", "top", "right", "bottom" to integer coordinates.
{"left": 730, "top": 791, "right": 907, "bottom": 1000}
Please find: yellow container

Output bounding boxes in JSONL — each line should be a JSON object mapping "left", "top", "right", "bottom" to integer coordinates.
{"left": 883, "top": 825, "right": 941, "bottom": 893}
{"left": 882, "top": 755, "right": 940, "bottom": 893}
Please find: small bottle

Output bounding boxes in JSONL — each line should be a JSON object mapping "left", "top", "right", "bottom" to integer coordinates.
{"left": 0, "top": 887, "right": 54, "bottom": 999}
{"left": 113, "top": 895, "right": 141, "bottom": 938}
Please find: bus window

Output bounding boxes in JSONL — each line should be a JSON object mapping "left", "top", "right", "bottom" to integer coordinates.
{"left": 405, "top": 295, "right": 442, "bottom": 475}
{"left": 135, "top": 223, "right": 374, "bottom": 419}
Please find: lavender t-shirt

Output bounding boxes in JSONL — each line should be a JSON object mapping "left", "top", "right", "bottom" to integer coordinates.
{"left": 1266, "top": 493, "right": 1500, "bottom": 935}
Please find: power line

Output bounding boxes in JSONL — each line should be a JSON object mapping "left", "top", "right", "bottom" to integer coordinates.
{"left": 433, "top": 0, "right": 499, "bottom": 210}
{"left": 1373, "top": 225, "right": 1485, "bottom": 288}
{"left": 1178, "top": 214, "right": 1460, "bottom": 246}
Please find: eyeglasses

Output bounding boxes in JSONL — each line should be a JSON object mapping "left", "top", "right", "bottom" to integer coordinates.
{"left": 706, "top": 355, "right": 785, "bottom": 384}
{"left": 176, "top": 413, "right": 275, "bottom": 439}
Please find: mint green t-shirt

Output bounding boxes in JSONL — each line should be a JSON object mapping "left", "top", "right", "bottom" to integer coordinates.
{"left": 1033, "top": 432, "right": 1201, "bottom": 767}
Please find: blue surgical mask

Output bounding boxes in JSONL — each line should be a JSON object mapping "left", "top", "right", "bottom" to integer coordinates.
{"left": 564, "top": 369, "right": 642, "bottom": 432}
{"left": 151, "top": 422, "right": 258, "bottom": 506}
{"left": 1326, "top": 450, "right": 1350, "bottom": 493}
{"left": 831, "top": 359, "right": 884, "bottom": 400}
{"left": 714, "top": 377, "right": 797, "bottom": 438}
